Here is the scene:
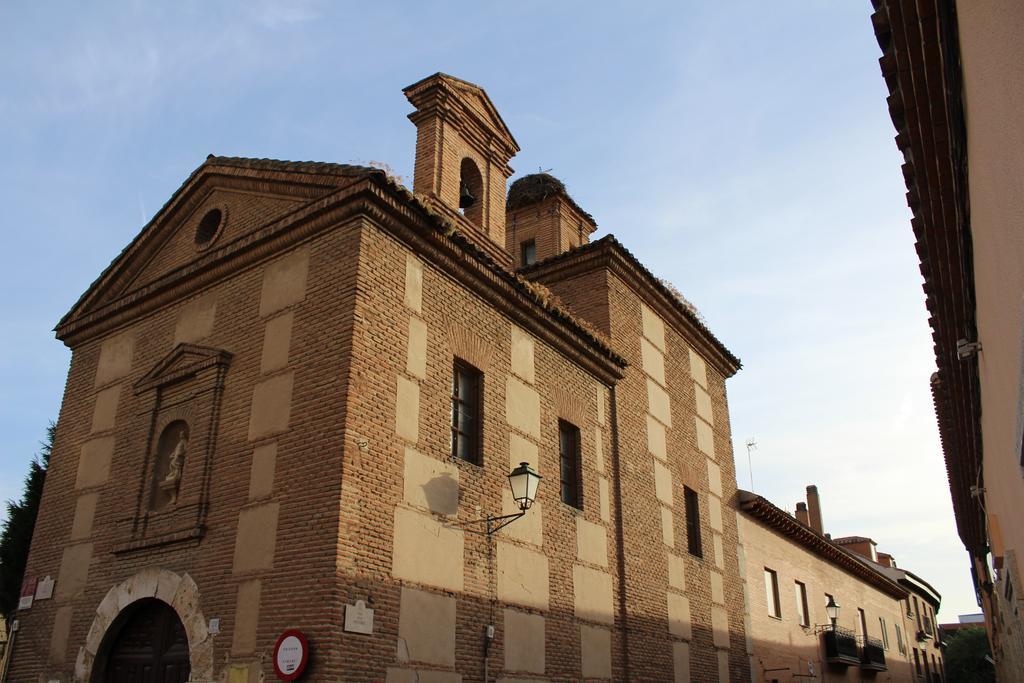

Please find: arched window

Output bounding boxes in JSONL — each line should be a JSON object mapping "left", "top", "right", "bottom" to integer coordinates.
{"left": 458, "top": 157, "right": 484, "bottom": 226}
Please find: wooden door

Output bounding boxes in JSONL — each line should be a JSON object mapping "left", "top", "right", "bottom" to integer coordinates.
{"left": 101, "top": 599, "right": 190, "bottom": 683}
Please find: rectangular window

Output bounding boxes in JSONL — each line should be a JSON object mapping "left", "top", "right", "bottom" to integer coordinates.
{"left": 520, "top": 239, "right": 537, "bottom": 266}
{"left": 794, "top": 581, "right": 809, "bottom": 627}
{"left": 684, "top": 487, "right": 702, "bottom": 557}
{"left": 558, "top": 419, "right": 582, "bottom": 509}
{"left": 451, "top": 360, "right": 482, "bottom": 464}
{"left": 913, "top": 648, "right": 921, "bottom": 675}
{"left": 857, "top": 608, "right": 867, "bottom": 640}
{"left": 895, "top": 623, "right": 906, "bottom": 654}
{"left": 764, "top": 568, "right": 781, "bottom": 618}
{"left": 879, "top": 617, "right": 890, "bottom": 649}
{"left": 913, "top": 596, "right": 922, "bottom": 630}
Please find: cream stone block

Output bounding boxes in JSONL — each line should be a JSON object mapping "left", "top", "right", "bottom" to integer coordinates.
{"left": 646, "top": 379, "right": 672, "bottom": 428}
{"left": 688, "top": 348, "right": 708, "bottom": 388}
{"left": 572, "top": 565, "right": 614, "bottom": 625}
{"left": 232, "top": 502, "right": 279, "bottom": 574}
{"left": 653, "top": 460, "right": 673, "bottom": 506}
{"left": 387, "top": 669, "right": 460, "bottom": 683}
{"left": 70, "top": 492, "right": 99, "bottom": 541}
{"left": 259, "top": 246, "right": 309, "bottom": 317}
{"left": 598, "top": 477, "right": 611, "bottom": 523}
{"left": 95, "top": 331, "right": 134, "bottom": 387}
{"left": 395, "top": 375, "right": 421, "bottom": 443}
{"left": 510, "top": 325, "right": 535, "bottom": 384}
{"left": 714, "top": 533, "right": 725, "bottom": 569}
{"left": 576, "top": 518, "right": 608, "bottom": 568}
{"left": 667, "top": 554, "right": 686, "bottom": 591}
{"left": 709, "top": 495, "right": 723, "bottom": 532}
{"left": 580, "top": 625, "right": 612, "bottom": 679}
{"left": 497, "top": 542, "right": 549, "bottom": 611}
{"left": 404, "top": 447, "right": 459, "bottom": 516}
{"left": 503, "top": 609, "right": 544, "bottom": 674}
{"left": 247, "top": 371, "right": 294, "bottom": 440}
{"left": 509, "top": 432, "right": 539, "bottom": 471}
{"left": 174, "top": 296, "right": 217, "bottom": 344}
{"left": 55, "top": 543, "right": 92, "bottom": 601}
{"left": 667, "top": 593, "right": 692, "bottom": 640}
{"left": 673, "top": 641, "right": 691, "bottom": 683}
{"left": 260, "top": 311, "right": 294, "bottom": 374}
{"left": 646, "top": 414, "right": 667, "bottom": 461}
{"left": 505, "top": 376, "right": 540, "bottom": 439}
{"left": 90, "top": 384, "right": 121, "bottom": 433}
{"left": 398, "top": 587, "right": 456, "bottom": 666}
{"left": 406, "top": 316, "right": 428, "bottom": 380}
{"left": 695, "top": 416, "right": 715, "bottom": 458}
{"left": 661, "top": 506, "right": 675, "bottom": 548}
{"left": 707, "top": 459, "right": 722, "bottom": 498}
{"left": 248, "top": 443, "right": 277, "bottom": 500}
{"left": 231, "top": 579, "right": 261, "bottom": 655}
{"left": 75, "top": 436, "right": 114, "bottom": 489}
{"left": 640, "top": 302, "right": 665, "bottom": 351}
{"left": 404, "top": 254, "right": 423, "bottom": 313}
{"left": 640, "top": 336, "right": 666, "bottom": 386}
{"left": 717, "top": 650, "right": 730, "bottom": 683}
{"left": 49, "top": 604, "right": 73, "bottom": 664}
{"left": 393, "top": 508, "right": 464, "bottom": 592}
{"left": 596, "top": 385, "right": 605, "bottom": 426}
{"left": 710, "top": 571, "right": 725, "bottom": 605}
{"left": 711, "top": 605, "right": 730, "bottom": 648}
{"left": 594, "top": 427, "right": 605, "bottom": 473}
{"left": 694, "top": 383, "right": 714, "bottom": 425}
{"left": 501, "top": 490, "right": 542, "bottom": 546}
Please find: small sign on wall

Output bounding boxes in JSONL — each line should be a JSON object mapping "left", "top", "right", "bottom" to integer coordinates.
{"left": 18, "top": 577, "right": 37, "bottom": 610}
{"left": 35, "top": 575, "right": 54, "bottom": 601}
{"left": 344, "top": 600, "right": 374, "bottom": 634}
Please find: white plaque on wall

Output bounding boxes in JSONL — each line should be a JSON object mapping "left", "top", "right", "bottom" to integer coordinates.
{"left": 35, "top": 575, "right": 54, "bottom": 601}
{"left": 344, "top": 600, "right": 374, "bottom": 634}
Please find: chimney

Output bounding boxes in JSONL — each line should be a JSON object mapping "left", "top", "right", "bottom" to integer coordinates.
{"left": 795, "top": 502, "right": 810, "bottom": 526}
{"left": 806, "top": 485, "right": 824, "bottom": 535}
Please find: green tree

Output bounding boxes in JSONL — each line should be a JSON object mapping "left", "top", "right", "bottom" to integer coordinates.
{"left": 0, "top": 423, "right": 53, "bottom": 622}
{"left": 943, "top": 626, "right": 995, "bottom": 683}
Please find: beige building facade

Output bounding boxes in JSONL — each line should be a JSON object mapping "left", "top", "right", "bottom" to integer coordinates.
{"left": 871, "top": 1, "right": 1024, "bottom": 678}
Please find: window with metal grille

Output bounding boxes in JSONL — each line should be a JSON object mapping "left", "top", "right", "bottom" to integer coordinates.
{"left": 684, "top": 486, "right": 702, "bottom": 558}
{"left": 558, "top": 419, "right": 582, "bottom": 509}
{"left": 451, "top": 359, "right": 482, "bottom": 464}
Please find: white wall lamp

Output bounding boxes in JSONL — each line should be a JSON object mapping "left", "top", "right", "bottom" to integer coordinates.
{"left": 449, "top": 462, "right": 542, "bottom": 535}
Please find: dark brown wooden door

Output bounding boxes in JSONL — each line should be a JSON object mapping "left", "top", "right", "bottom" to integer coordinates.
{"left": 101, "top": 600, "right": 190, "bottom": 683}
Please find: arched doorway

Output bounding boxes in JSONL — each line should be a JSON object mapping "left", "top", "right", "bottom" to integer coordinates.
{"left": 93, "top": 599, "right": 190, "bottom": 683}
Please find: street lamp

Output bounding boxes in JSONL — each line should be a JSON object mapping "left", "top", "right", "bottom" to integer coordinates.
{"left": 825, "top": 595, "right": 840, "bottom": 630}
{"left": 450, "top": 462, "right": 542, "bottom": 535}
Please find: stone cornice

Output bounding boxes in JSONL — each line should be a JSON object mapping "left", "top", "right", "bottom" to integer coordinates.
{"left": 521, "top": 236, "right": 741, "bottom": 378}
{"left": 739, "top": 491, "right": 908, "bottom": 600}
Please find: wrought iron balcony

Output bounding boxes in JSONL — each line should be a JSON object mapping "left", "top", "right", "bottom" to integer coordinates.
{"left": 861, "top": 636, "right": 887, "bottom": 671}
{"left": 823, "top": 627, "right": 860, "bottom": 666}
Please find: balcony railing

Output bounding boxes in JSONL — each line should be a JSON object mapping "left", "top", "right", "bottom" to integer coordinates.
{"left": 823, "top": 627, "right": 860, "bottom": 666}
{"left": 861, "top": 637, "right": 887, "bottom": 671}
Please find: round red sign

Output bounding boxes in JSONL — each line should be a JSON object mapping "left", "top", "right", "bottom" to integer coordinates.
{"left": 273, "top": 629, "right": 309, "bottom": 681}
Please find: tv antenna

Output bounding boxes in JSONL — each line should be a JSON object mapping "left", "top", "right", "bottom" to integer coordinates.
{"left": 745, "top": 438, "right": 757, "bottom": 490}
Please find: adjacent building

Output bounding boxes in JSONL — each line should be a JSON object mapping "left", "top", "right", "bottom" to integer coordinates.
{"left": 7, "top": 74, "right": 751, "bottom": 682}
{"left": 739, "top": 486, "right": 943, "bottom": 682}
{"left": 870, "top": 1, "right": 1024, "bottom": 678}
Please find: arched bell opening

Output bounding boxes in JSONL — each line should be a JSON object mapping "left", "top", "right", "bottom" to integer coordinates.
{"left": 91, "top": 598, "right": 191, "bottom": 683}
{"left": 458, "top": 157, "right": 484, "bottom": 226}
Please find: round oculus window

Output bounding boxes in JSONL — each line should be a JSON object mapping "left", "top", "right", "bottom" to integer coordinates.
{"left": 194, "top": 208, "right": 224, "bottom": 247}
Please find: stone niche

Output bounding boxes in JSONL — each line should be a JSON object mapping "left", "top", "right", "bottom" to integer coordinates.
{"left": 116, "top": 343, "right": 232, "bottom": 554}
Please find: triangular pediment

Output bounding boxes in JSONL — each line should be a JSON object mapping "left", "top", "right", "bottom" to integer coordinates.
{"left": 58, "top": 157, "right": 374, "bottom": 340}
{"left": 404, "top": 73, "right": 520, "bottom": 152}
{"left": 135, "top": 343, "right": 232, "bottom": 393}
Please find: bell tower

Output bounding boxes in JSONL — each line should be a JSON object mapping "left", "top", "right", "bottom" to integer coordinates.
{"left": 404, "top": 73, "right": 520, "bottom": 266}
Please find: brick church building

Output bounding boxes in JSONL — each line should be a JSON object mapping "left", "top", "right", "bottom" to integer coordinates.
{"left": 7, "top": 74, "right": 751, "bottom": 682}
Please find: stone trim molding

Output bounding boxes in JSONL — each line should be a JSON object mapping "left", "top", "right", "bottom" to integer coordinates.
{"left": 74, "top": 567, "right": 213, "bottom": 682}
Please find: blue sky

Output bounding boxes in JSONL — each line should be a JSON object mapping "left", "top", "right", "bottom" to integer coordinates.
{"left": 0, "top": 2, "right": 972, "bottom": 618}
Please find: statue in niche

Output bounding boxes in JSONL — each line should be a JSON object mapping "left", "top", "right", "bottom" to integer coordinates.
{"left": 152, "top": 421, "right": 189, "bottom": 510}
